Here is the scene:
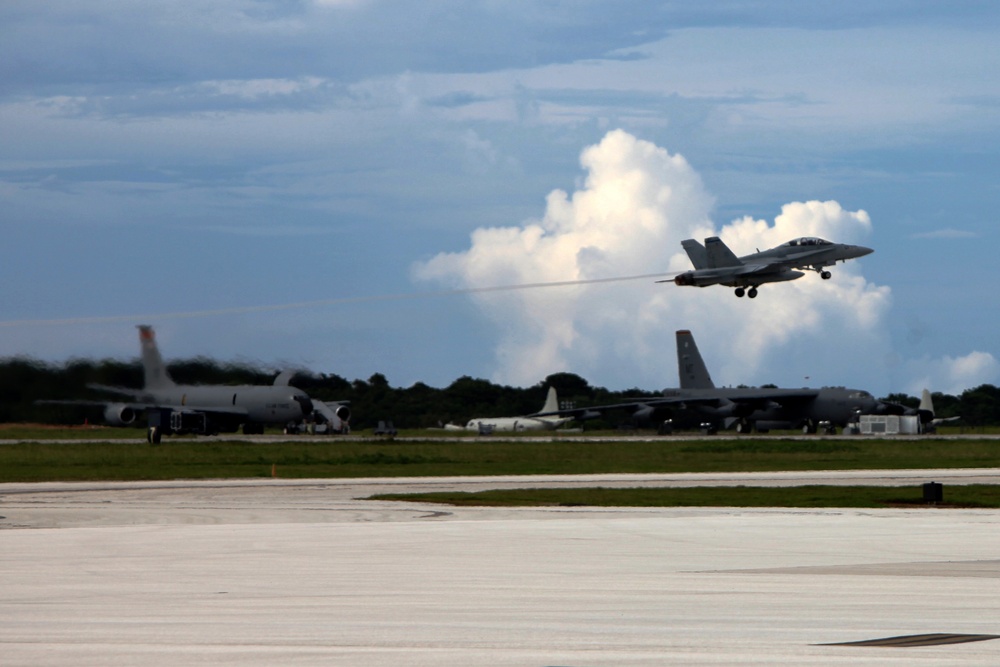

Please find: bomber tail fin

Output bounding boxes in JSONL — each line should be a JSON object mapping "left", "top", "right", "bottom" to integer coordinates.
{"left": 704, "top": 237, "right": 742, "bottom": 268}
{"left": 680, "top": 239, "right": 710, "bottom": 269}
{"left": 137, "top": 325, "right": 175, "bottom": 389}
{"left": 676, "top": 330, "right": 715, "bottom": 389}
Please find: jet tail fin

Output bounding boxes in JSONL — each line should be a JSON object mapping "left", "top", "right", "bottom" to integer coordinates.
{"left": 680, "top": 239, "right": 710, "bottom": 269}
{"left": 704, "top": 237, "right": 742, "bottom": 268}
{"left": 540, "top": 386, "right": 559, "bottom": 414}
{"left": 918, "top": 388, "right": 935, "bottom": 424}
{"left": 676, "top": 330, "right": 715, "bottom": 389}
{"left": 273, "top": 370, "right": 295, "bottom": 386}
{"left": 137, "top": 325, "right": 175, "bottom": 389}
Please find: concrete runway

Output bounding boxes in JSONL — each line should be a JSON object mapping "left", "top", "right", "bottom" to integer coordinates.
{"left": 3, "top": 472, "right": 1000, "bottom": 665}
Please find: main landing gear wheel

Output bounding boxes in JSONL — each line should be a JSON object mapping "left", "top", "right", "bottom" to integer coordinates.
{"left": 747, "top": 287, "right": 758, "bottom": 299}
{"left": 821, "top": 270, "right": 831, "bottom": 279}
{"left": 735, "top": 287, "right": 745, "bottom": 298}
{"left": 147, "top": 426, "right": 162, "bottom": 445}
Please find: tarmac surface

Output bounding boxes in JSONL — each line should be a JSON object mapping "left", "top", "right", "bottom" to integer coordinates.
{"left": 3, "top": 471, "right": 1000, "bottom": 665}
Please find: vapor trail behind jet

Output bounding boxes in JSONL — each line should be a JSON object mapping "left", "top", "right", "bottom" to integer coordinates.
{"left": 0, "top": 272, "right": 673, "bottom": 327}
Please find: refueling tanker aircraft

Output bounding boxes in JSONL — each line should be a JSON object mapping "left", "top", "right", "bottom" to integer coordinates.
{"left": 666, "top": 236, "right": 873, "bottom": 298}
{"left": 531, "top": 330, "right": 931, "bottom": 434}
{"left": 40, "top": 325, "right": 348, "bottom": 443}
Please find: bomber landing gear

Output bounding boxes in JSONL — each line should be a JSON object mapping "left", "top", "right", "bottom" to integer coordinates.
{"left": 146, "top": 426, "right": 162, "bottom": 445}
{"left": 735, "top": 419, "right": 754, "bottom": 434}
{"left": 734, "top": 287, "right": 758, "bottom": 298}
{"left": 820, "top": 270, "right": 831, "bottom": 280}
{"left": 735, "top": 287, "right": 745, "bottom": 298}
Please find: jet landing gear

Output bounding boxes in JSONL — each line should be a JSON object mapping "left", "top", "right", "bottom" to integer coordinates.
{"left": 734, "top": 287, "right": 758, "bottom": 298}
{"left": 810, "top": 265, "right": 833, "bottom": 280}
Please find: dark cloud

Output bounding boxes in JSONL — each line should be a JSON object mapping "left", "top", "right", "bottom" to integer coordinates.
{"left": 7, "top": 1, "right": 997, "bottom": 99}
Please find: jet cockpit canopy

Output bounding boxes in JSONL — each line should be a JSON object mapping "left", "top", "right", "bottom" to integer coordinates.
{"left": 781, "top": 237, "right": 832, "bottom": 247}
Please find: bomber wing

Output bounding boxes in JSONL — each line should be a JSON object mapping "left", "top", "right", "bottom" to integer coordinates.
{"left": 530, "top": 389, "right": 822, "bottom": 422}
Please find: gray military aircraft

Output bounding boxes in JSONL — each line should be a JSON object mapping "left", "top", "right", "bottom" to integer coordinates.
{"left": 44, "top": 325, "right": 347, "bottom": 443}
{"left": 532, "top": 330, "right": 925, "bottom": 434}
{"left": 443, "top": 386, "right": 574, "bottom": 433}
{"left": 668, "top": 236, "right": 873, "bottom": 298}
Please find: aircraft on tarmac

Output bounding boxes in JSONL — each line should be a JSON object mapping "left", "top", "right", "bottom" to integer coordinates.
{"left": 445, "top": 386, "right": 574, "bottom": 433}
{"left": 41, "top": 325, "right": 347, "bottom": 443}
{"left": 667, "top": 236, "right": 874, "bottom": 298}
{"left": 533, "top": 330, "right": 926, "bottom": 434}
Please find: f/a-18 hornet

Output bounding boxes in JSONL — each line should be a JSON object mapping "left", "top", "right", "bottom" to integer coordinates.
{"left": 667, "top": 236, "right": 873, "bottom": 298}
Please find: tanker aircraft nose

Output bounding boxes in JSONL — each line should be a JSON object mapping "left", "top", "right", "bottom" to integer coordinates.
{"left": 293, "top": 394, "right": 314, "bottom": 418}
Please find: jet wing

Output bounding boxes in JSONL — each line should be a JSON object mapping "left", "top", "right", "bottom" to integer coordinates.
{"left": 39, "top": 398, "right": 250, "bottom": 419}
{"left": 141, "top": 402, "right": 250, "bottom": 418}
{"left": 86, "top": 383, "right": 147, "bottom": 399}
{"left": 529, "top": 396, "right": 696, "bottom": 420}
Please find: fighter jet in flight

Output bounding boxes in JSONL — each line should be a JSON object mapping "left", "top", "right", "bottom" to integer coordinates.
{"left": 667, "top": 236, "right": 873, "bottom": 298}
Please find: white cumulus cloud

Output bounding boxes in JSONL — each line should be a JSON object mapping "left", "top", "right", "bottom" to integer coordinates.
{"left": 414, "top": 129, "right": 892, "bottom": 389}
{"left": 904, "top": 351, "right": 1000, "bottom": 396}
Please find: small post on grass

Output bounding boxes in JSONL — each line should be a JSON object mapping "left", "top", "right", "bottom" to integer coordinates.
{"left": 922, "top": 482, "right": 943, "bottom": 504}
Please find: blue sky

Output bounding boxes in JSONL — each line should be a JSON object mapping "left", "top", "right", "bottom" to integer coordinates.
{"left": 2, "top": 1, "right": 999, "bottom": 396}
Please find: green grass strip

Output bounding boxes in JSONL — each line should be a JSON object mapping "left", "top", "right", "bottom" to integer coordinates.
{"left": 0, "top": 437, "right": 998, "bottom": 483}
{"left": 370, "top": 485, "right": 1000, "bottom": 509}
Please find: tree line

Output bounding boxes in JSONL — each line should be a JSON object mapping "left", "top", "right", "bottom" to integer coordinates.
{"left": 1, "top": 356, "right": 987, "bottom": 430}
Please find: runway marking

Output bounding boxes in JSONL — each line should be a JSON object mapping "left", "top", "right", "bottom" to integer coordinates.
{"left": 821, "top": 633, "right": 1000, "bottom": 647}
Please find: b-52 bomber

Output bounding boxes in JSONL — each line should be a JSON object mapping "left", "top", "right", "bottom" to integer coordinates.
{"left": 667, "top": 236, "right": 873, "bottom": 298}
{"left": 532, "top": 330, "right": 927, "bottom": 434}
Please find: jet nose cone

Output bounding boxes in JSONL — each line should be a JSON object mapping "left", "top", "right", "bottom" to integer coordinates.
{"left": 855, "top": 245, "right": 874, "bottom": 257}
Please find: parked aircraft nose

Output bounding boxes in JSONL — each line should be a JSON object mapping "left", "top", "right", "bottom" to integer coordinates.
{"left": 293, "top": 394, "right": 314, "bottom": 417}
